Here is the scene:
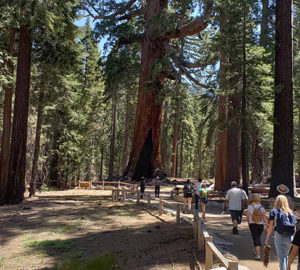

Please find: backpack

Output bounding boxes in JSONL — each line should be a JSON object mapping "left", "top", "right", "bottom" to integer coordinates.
{"left": 251, "top": 205, "right": 263, "bottom": 223}
{"left": 200, "top": 189, "right": 207, "bottom": 199}
{"left": 185, "top": 184, "right": 192, "bottom": 195}
{"left": 275, "top": 209, "right": 297, "bottom": 235}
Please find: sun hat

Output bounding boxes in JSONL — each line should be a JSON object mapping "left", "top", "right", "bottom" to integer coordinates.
{"left": 276, "top": 184, "right": 289, "bottom": 194}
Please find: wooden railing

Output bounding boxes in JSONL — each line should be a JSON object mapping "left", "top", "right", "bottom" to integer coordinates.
{"left": 111, "top": 188, "right": 241, "bottom": 270}
{"left": 78, "top": 180, "right": 136, "bottom": 194}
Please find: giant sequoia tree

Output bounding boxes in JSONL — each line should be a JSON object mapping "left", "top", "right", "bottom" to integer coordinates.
{"left": 269, "top": 0, "right": 294, "bottom": 197}
{"left": 83, "top": 0, "right": 213, "bottom": 180}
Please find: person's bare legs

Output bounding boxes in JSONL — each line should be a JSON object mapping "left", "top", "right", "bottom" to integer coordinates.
{"left": 201, "top": 202, "right": 206, "bottom": 219}
{"left": 188, "top": 197, "right": 192, "bottom": 210}
{"left": 255, "top": 246, "right": 260, "bottom": 257}
{"left": 183, "top": 198, "right": 187, "bottom": 210}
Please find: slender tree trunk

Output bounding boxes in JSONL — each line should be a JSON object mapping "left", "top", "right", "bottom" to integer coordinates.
{"left": 124, "top": 0, "right": 168, "bottom": 180}
{"left": 171, "top": 100, "right": 180, "bottom": 177}
{"left": 251, "top": 129, "right": 263, "bottom": 182}
{"left": 109, "top": 95, "right": 116, "bottom": 178}
{"left": 121, "top": 91, "right": 130, "bottom": 172}
{"left": 0, "top": 28, "right": 15, "bottom": 204}
{"left": 161, "top": 99, "right": 169, "bottom": 173}
{"left": 29, "top": 84, "right": 45, "bottom": 197}
{"left": 99, "top": 148, "right": 104, "bottom": 180}
{"left": 260, "top": 0, "right": 269, "bottom": 48}
{"left": 298, "top": 97, "right": 300, "bottom": 177}
{"left": 5, "top": 25, "right": 32, "bottom": 204}
{"left": 179, "top": 125, "right": 184, "bottom": 178}
{"left": 225, "top": 95, "right": 241, "bottom": 190}
{"left": 270, "top": 0, "right": 293, "bottom": 197}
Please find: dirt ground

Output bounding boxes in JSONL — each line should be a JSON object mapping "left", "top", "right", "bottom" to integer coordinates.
{"left": 0, "top": 189, "right": 199, "bottom": 270}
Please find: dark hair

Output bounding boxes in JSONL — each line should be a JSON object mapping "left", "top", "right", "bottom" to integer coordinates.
{"left": 187, "top": 179, "right": 190, "bottom": 184}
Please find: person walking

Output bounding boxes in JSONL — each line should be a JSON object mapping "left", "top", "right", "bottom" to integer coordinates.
{"left": 194, "top": 178, "right": 202, "bottom": 211}
{"left": 154, "top": 176, "right": 160, "bottom": 198}
{"left": 183, "top": 179, "right": 193, "bottom": 211}
{"left": 223, "top": 181, "right": 245, "bottom": 235}
{"left": 265, "top": 195, "right": 297, "bottom": 270}
{"left": 287, "top": 229, "right": 300, "bottom": 270}
{"left": 140, "top": 177, "right": 145, "bottom": 198}
{"left": 246, "top": 193, "right": 268, "bottom": 260}
{"left": 199, "top": 183, "right": 210, "bottom": 219}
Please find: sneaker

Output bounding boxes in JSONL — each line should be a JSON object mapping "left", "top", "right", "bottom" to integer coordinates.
{"left": 232, "top": 227, "right": 239, "bottom": 235}
{"left": 256, "top": 255, "right": 261, "bottom": 260}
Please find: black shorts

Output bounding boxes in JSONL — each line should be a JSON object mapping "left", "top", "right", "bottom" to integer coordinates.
{"left": 184, "top": 193, "right": 192, "bottom": 198}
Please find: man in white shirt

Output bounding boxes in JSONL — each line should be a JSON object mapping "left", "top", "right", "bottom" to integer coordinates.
{"left": 224, "top": 181, "right": 245, "bottom": 235}
{"left": 194, "top": 178, "right": 202, "bottom": 210}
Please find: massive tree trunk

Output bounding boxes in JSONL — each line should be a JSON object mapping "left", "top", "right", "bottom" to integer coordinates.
{"left": 215, "top": 47, "right": 227, "bottom": 191}
{"left": 5, "top": 25, "right": 32, "bottom": 204}
{"left": 108, "top": 95, "right": 117, "bottom": 178}
{"left": 124, "top": 0, "right": 167, "bottom": 180}
{"left": 270, "top": 0, "right": 293, "bottom": 197}
{"left": 29, "top": 84, "right": 45, "bottom": 197}
{"left": 0, "top": 28, "right": 15, "bottom": 204}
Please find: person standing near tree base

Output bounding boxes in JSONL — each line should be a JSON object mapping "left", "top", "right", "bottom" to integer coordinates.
{"left": 154, "top": 176, "right": 160, "bottom": 198}
{"left": 194, "top": 178, "right": 202, "bottom": 211}
{"left": 223, "top": 181, "right": 245, "bottom": 235}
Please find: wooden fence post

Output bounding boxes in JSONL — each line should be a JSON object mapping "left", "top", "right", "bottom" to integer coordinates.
{"left": 205, "top": 237, "right": 213, "bottom": 270}
{"left": 118, "top": 180, "right": 120, "bottom": 188}
{"left": 147, "top": 194, "right": 151, "bottom": 208}
{"left": 159, "top": 199, "right": 163, "bottom": 216}
{"left": 193, "top": 211, "right": 197, "bottom": 240}
{"left": 78, "top": 181, "right": 81, "bottom": 190}
{"left": 111, "top": 189, "right": 114, "bottom": 201}
{"left": 198, "top": 221, "right": 204, "bottom": 251}
{"left": 228, "top": 261, "right": 238, "bottom": 270}
{"left": 122, "top": 187, "right": 126, "bottom": 202}
{"left": 176, "top": 204, "right": 180, "bottom": 224}
{"left": 102, "top": 180, "right": 105, "bottom": 190}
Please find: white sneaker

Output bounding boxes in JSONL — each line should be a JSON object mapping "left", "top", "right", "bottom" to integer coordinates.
{"left": 256, "top": 255, "right": 261, "bottom": 260}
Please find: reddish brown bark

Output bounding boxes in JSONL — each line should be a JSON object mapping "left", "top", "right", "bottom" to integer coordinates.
{"left": 29, "top": 85, "right": 45, "bottom": 197}
{"left": 5, "top": 25, "right": 32, "bottom": 204}
{"left": 0, "top": 28, "right": 15, "bottom": 204}
{"left": 124, "top": 0, "right": 167, "bottom": 180}
{"left": 225, "top": 96, "right": 241, "bottom": 190}
{"left": 270, "top": 0, "right": 293, "bottom": 197}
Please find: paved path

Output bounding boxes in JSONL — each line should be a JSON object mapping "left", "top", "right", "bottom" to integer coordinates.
{"left": 138, "top": 188, "right": 299, "bottom": 269}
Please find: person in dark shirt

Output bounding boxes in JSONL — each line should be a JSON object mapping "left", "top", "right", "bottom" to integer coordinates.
{"left": 287, "top": 229, "right": 300, "bottom": 270}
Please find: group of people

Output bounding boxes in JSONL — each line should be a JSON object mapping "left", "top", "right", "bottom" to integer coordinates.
{"left": 139, "top": 176, "right": 161, "bottom": 199}
{"left": 139, "top": 176, "right": 300, "bottom": 269}
{"left": 225, "top": 181, "right": 299, "bottom": 270}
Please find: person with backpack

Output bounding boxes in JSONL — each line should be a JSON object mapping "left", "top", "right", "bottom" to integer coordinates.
{"left": 265, "top": 195, "right": 297, "bottom": 270}
{"left": 183, "top": 179, "right": 193, "bottom": 211}
{"left": 246, "top": 193, "right": 268, "bottom": 260}
{"left": 140, "top": 177, "right": 145, "bottom": 198}
{"left": 199, "top": 183, "right": 210, "bottom": 219}
{"left": 154, "top": 176, "right": 161, "bottom": 198}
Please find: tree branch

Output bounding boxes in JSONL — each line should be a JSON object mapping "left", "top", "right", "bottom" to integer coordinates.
{"left": 118, "top": 8, "right": 145, "bottom": 20}
{"left": 81, "top": 0, "right": 138, "bottom": 21}
{"left": 159, "top": 0, "right": 213, "bottom": 40}
{"left": 164, "top": 43, "right": 209, "bottom": 88}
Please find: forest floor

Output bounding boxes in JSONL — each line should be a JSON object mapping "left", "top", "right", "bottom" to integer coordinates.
{"left": 0, "top": 189, "right": 199, "bottom": 270}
